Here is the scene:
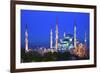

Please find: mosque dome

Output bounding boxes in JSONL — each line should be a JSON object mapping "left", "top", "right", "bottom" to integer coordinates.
{"left": 58, "top": 34, "right": 74, "bottom": 51}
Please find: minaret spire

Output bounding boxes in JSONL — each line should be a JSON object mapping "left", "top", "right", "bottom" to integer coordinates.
{"left": 74, "top": 21, "right": 77, "bottom": 48}
{"left": 64, "top": 32, "right": 66, "bottom": 37}
{"left": 25, "top": 24, "right": 29, "bottom": 52}
{"left": 50, "top": 28, "right": 53, "bottom": 48}
{"left": 84, "top": 32, "right": 87, "bottom": 45}
{"left": 55, "top": 17, "right": 58, "bottom": 49}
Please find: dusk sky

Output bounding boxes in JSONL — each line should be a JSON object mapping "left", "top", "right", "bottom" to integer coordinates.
{"left": 21, "top": 9, "right": 90, "bottom": 49}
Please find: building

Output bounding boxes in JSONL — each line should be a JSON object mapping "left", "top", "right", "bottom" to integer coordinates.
{"left": 24, "top": 18, "right": 88, "bottom": 56}
{"left": 72, "top": 32, "right": 88, "bottom": 58}
{"left": 58, "top": 33, "right": 74, "bottom": 51}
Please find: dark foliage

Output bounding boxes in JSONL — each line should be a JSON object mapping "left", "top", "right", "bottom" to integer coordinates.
{"left": 21, "top": 49, "right": 88, "bottom": 62}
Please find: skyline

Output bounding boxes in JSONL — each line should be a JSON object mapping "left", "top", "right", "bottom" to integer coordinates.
{"left": 21, "top": 9, "right": 90, "bottom": 49}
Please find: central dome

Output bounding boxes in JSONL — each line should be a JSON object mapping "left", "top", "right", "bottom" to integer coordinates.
{"left": 58, "top": 34, "right": 74, "bottom": 51}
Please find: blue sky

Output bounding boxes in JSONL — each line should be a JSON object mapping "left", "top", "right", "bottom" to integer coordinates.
{"left": 21, "top": 9, "right": 90, "bottom": 49}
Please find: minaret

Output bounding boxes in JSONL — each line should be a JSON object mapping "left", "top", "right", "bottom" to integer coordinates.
{"left": 50, "top": 29, "right": 53, "bottom": 48}
{"left": 25, "top": 24, "right": 29, "bottom": 52}
{"left": 55, "top": 18, "right": 58, "bottom": 49}
{"left": 64, "top": 32, "right": 66, "bottom": 37}
{"left": 84, "top": 32, "right": 87, "bottom": 45}
{"left": 74, "top": 22, "right": 77, "bottom": 48}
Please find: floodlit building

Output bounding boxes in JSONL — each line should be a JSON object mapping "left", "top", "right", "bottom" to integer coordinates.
{"left": 72, "top": 32, "right": 88, "bottom": 58}
{"left": 24, "top": 18, "right": 88, "bottom": 57}
{"left": 58, "top": 33, "right": 74, "bottom": 51}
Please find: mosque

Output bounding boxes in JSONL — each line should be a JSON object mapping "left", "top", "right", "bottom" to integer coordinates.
{"left": 24, "top": 18, "right": 88, "bottom": 58}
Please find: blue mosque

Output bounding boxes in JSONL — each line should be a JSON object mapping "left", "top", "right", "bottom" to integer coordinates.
{"left": 25, "top": 18, "right": 88, "bottom": 58}
{"left": 49, "top": 18, "right": 81, "bottom": 52}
